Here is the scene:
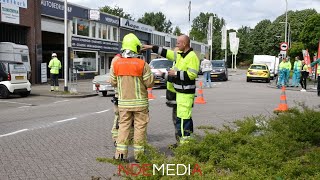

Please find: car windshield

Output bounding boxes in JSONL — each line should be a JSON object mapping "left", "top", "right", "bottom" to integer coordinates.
{"left": 212, "top": 61, "right": 224, "bottom": 68}
{"left": 250, "top": 65, "right": 267, "bottom": 70}
{"left": 149, "top": 60, "right": 173, "bottom": 69}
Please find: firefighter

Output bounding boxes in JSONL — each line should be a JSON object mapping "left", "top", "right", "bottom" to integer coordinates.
{"left": 110, "top": 33, "right": 154, "bottom": 162}
{"left": 310, "top": 58, "right": 320, "bottom": 96}
{"left": 291, "top": 56, "right": 302, "bottom": 87}
{"left": 110, "top": 54, "right": 134, "bottom": 146}
{"left": 143, "top": 34, "right": 200, "bottom": 145}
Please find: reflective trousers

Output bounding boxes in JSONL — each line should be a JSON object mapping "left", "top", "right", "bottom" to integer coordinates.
{"left": 291, "top": 70, "right": 301, "bottom": 87}
{"left": 115, "top": 108, "right": 149, "bottom": 159}
{"left": 176, "top": 92, "right": 195, "bottom": 143}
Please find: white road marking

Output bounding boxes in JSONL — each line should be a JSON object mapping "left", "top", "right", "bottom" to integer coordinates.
{"left": 160, "top": 95, "right": 166, "bottom": 98}
{"left": 55, "top": 117, "right": 77, "bottom": 123}
{"left": 0, "top": 100, "right": 32, "bottom": 106}
{"left": 94, "top": 109, "right": 110, "bottom": 114}
{"left": 148, "top": 99, "right": 154, "bottom": 101}
{"left": 18, "top": 106, "right": 31, "bottom": 108}
{"left": 54, "top": 100, "right": 70, "bottom": 104}
{"left": 0, "top": 129, "right": 29, "bottom": 138}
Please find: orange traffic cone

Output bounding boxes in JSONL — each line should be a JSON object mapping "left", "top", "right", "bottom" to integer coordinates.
{"left": 274, "top": 86, "right": 288, "bottom": 112}
{"left": 195, "top": 81, "right": 206, "bottom": 104}
{"left": 148, "top": 88, "right": 156, "bottom": 99}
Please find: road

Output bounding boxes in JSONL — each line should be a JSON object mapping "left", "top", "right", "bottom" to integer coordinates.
{"left": 0, "top": 69, "right": 319, "bottom": 179}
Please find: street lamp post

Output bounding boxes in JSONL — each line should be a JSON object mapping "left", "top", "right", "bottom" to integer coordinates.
{"left": 64, "top": 0, "right": 68, "bottom": 92}
{"left": 279, "top": 21, "right": 291, "bottom": 48}
{"left": 284, "top": 0, "right": 288, "bottom": 44}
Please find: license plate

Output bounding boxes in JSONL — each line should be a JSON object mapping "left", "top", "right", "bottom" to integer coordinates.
{"left": 211, "top": 75, "right": 218, "bottom": 77}
{"left": 15, "top": 76, "right": 24, "bottom": 80}
{"left": 155, "top": 80, "right": 160, "bottom": 83}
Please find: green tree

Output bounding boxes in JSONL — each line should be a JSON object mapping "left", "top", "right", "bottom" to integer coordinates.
{"left": 249, "top": 19, "right": 272, "bottom": 55}
{"left": 288, "top": 42, "right": 305, "bottom": 58}
{"left": 172, "top": 26, "right": 182, "bottom": 36}
{"left": 300, "top": 13, "right": 320, "bottom": 54}
{"left": 137, "top": 12, "right": 172, "bottom": 33}
{"left": 99, "top": 5, "right": 133, "bottom": 19}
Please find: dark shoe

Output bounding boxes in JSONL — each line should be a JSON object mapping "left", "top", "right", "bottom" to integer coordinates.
{"left": 134, "top": 159, "right": 140, "bottom": 163}
{"left": 113, "top": 154, "right": 128, "bottom": 163}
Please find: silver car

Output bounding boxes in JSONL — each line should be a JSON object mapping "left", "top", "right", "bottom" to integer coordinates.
{"left": 92, "top": 73, "right": 114, "bottom": 96}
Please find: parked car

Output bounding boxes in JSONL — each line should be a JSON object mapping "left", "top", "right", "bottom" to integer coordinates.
{"left": 246, "top": 64, "right": 270, "bottom": 83}
{"left": 92, "top": 73, "right": 114, "bottom": 96}
{"left": 149, "top": 58, "right": 173, "bottom": 88}
{"left": 210, "top": 60, "right": 228, "bottom": 81}
{"left": 0, "top": 61, "right": 31, "bottom": 98}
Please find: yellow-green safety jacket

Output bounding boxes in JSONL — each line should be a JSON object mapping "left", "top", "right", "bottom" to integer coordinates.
{"left": 293, "top": 60, "right": 302, "bottom": 71}
{"left": 152, "top": 46, "right": 199, "bottom": 94}
{"left": 48, "top": 57, "right": 62, "bottom": 74}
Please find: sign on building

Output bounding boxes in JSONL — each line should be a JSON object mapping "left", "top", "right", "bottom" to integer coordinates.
{"left": 1, "top": 3, "right": 20, "bottom": 24}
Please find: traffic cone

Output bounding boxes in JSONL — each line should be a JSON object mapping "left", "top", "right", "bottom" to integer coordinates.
{"left": 147, "top": 88, "right": 156, "bottom": 99}
{"left": 274, "top": 86, "right": 288, "bottom": 112}
{"left": 195, "top": 81, "right": 206, "bottom": 104}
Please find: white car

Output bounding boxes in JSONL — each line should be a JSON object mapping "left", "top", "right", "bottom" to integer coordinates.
{"left": 149, "top": 58, "right": 173, "bottom": 88}
{"left": 0, "top": 61, "right": 31, "bottom": 98}
{"left": 92, "top": 73, "right": 114, "bottom": 96}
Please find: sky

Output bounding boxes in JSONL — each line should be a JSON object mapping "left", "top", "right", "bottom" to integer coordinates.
{"left": 67, "top": 0, "right": 320, "bottom": 34}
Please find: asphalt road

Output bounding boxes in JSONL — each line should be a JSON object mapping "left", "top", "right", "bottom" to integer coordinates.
{"left": 0, "top": 69, "right": 319, "bottom": 179}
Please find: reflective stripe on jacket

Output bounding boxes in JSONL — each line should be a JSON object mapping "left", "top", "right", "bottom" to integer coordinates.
{"left": 48, "top": 58, "right": 61, "bottom": 74}
{"left": 110, "top": 57, "right": 154, "bottom": 108}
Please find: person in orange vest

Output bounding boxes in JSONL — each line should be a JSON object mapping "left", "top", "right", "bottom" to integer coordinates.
{"left": 110, "top": 33, "right": 154, "bottom": 162}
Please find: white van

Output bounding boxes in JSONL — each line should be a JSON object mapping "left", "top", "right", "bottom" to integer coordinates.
{"left": 253, "top": 55, "right": 279, "bottom": 79}
{"left": 0, "top": 42, "right": 31, "bottom": 79}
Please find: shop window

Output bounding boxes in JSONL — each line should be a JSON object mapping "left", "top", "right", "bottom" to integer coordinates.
{"left": 90, "top": 22, "right": 96, "bottom": 38}
{"left": 112, "top": 27, "right": 118, "bottom": 41}
{"left": 77, "top": 19, "right": 89, "bottom": 37}
{"left": 72, "top": 18, "right": 77, "bottom": 34}
{"left": 73, "top": 51, "right": 97, "bottom": 73}
{"left": 107, "top": 26, "right": 112, "bottom": 40}
{"left": 101, "top": 24, "right": 107, "bottom": 39}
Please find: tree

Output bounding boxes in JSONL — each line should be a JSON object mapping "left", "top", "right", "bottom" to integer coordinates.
{"left": 172, "top": 26, "right": 182, "bottom": 36}
{"left": 99, "top": 5, "right": 133, "bottom": 20}
{"left": 300, "top": 14, "right": 320, "bottom": 54}
{"left": 288, "top": 42, "right": 305, "bottom": 58}
{"left": 137, "top": 12, "right": 172, "bottom": 33}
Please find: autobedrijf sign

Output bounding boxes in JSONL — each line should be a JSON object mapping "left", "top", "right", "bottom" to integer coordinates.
{"left": 71, "top": 36, "right": 119, "bottom": 53}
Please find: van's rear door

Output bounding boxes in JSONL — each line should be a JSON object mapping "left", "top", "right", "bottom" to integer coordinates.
{"left": 8, "top": 63, "right": 28, "bottom": 84}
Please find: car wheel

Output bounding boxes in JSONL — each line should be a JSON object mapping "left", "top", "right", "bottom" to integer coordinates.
{"left": 102, "top": 91, "right": 108, "bottom": 97}
{"left": 20, "top": 91, "right": 31, "bottom": 97}
{"left": 246, "top": 78, "right": 250, "bottom": 82}
{"left": 266, "top": 78, "right": 270, "bottom": 83}
{"left": 0, "top": 85, "right": 10, "bottom": 98}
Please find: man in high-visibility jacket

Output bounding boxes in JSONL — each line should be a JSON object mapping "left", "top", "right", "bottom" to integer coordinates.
{"left": 277, "top": 58, "right": 290, "bottom": 88}
{"left": 284, "top": 58, "right": 292, "bottom": 86}
{"left": 110, "top": 33, "right": 154, "bottom": 162}
{"left": 143, "top": 35, "right": 200, "bottom": 144}
{"left": 48, "top": 53, "right": 61, "bottom": 91}
{"left": 291, "top": 56, "right": 302, "bottom": 87}
{"left": 310, "top": 58, "right": 320, "bottom": 96}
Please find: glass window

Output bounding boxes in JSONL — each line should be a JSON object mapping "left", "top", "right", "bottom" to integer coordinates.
{"left": 77, "top": 18, "right": 89, "bottom": 36}
{"left": 149, "top": 59, "right": 173, "bottom": 69}
{"left": 90, "top": 22, "right": 96, "bottom": 38}
{"left": 250, "top": 65, "right": 267, "bottom": 70}
{"left": 101, "top": 24, "right": 107, "bottom": 39}
{"left": 107, "top": 26, "right": 112, "bottom": 40}
{"left": 72, "top": 18, "right": 77, "bottom": 34}
{"left": 73, "top": 51, "right": 97, "bottom": 73}
{"left": 112, "top": 27, "right": 118, "bottom": 41}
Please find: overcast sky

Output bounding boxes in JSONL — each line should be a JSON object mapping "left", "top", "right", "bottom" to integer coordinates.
{"left": 68, "top": 0, "right": 320, "bottom": 34}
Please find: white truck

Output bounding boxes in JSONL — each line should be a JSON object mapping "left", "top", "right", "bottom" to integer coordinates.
{"left": 0, "top": 42, "right": 31, "bottom": 79}
{"left": 253, "top": 55, "right": 279, "bottom": 79}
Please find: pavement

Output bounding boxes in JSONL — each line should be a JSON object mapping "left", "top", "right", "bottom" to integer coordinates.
{"left": 31, "top": 79, "right": 98, "bottom": 98}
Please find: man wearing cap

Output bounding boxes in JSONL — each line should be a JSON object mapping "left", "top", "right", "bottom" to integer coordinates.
{"left": 48, "top": 53, "right": 62, "bottom": 91}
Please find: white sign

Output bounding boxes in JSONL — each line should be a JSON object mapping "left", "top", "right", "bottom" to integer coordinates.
{"left": 89, "top": 9, "right": 100, "bottom": 21}
{"left": 280, "top": 42, "right": 288, "bottom": 51}
{"left": 234, "top": 37, "right": 240, "bottom": 55}
{"left": 0, "top": 0, "right": 27, "bottom": 8}
{"left": 200, "top": 45, "right": 205, "bottom": 55}
{"left": 41, "top": 63, "right": 47, "bottom": 83}
{"left": 120, "top": 18, "right": 154, "bottom": 33}
{"left": 221, "top": 26, "right": 227, "bottom": 50}
{"left": 229, "top": 32, "right": 237, "bottom": 54}
{"left": 207, "top": 16, "right": 213, "bottom": 45}
{"left": 1, "top": 3, "right": 19, "bottom": 24}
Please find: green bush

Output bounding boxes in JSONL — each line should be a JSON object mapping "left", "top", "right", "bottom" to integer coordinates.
{"left": 98, "top": 106, "right": 320, "bottom": 179}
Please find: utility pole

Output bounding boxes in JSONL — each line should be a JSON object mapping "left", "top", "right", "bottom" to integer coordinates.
{"left": 64, "top": 0, "right": 68, "bottom": 92}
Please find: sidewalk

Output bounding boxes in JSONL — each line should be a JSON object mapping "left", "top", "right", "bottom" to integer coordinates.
{"left": 31, "top": 79, "right": 98, "bottom": 98}
{"left": 267, "top": 79, "right": 317, "bottom": 92}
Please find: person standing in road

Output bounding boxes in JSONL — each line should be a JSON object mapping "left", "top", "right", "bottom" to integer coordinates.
{"left": 284, "top": 58, "right": 292, "bottom": 86}
{"left": 277, "top": 58, "right": 287, "bottom": 88}
{"left": 110, "top": 33, "right": 154, "bottom": 162}
{"left": 48, "top": 53, "right": 62, "bottom": 91}
{"left": 300, "top": 60, "right": 309, "bottom": 92}
{"left": 200, "top": 56, "right": 213, "bottom": 88}
{"left": 291, "top": 56, "right": 302, "bottom": 87}
{"left": 143, "top": 34, "right": 200, "bottom": 145}
{"left": 310, "top": 57, "right": 320, "bottom": 96}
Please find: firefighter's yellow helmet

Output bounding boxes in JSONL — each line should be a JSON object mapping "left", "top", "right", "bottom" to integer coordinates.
{"left": 121, "top": 33, "right": 142, "bottom": 54}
